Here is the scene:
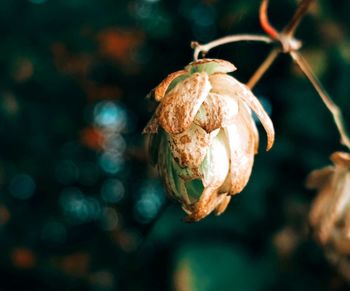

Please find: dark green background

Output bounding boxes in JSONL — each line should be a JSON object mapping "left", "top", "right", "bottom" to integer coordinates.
{"left": 0, "top": 0, "right": 349, "bottom": 290}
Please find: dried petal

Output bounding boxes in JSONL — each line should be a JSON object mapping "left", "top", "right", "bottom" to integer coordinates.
{"left": 331, "top": 151, "right": 350, "bottom": 168}
{"left": 154, "top": 70, "right": 188, "bottom": 101}
{"left": 239, "top": 102, "right": 260, "bottom": 154}
{"left": 194, "top": 93, "right": 238, "bottom": 133}
{"left": 215, "top": 195, "right": 231, "bottom": 215}
{"left": 209, "top": 73, "right": 274, "bottom": 151}
{"left": 142, "top": 112, "right": 159, "bottom": 134}
{"left": 306, "top": 166, "right": 334, "bottom": 189}
{"left": 185, "top": 187, "right": 220, "bottom": 221}
{"left": 222, "top": 104, "right": 255, "bottom": 195}
{"left": 185, "top": 58, "right": 237, "bottom": 75}
{"left": 158, "top": 72, "right": 211, "bottom": 134}
{"left": 168, "top": 123, "right": 210, "bottom": 169}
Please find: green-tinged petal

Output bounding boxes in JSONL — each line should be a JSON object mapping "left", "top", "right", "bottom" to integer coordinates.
{"left": 200, "top": 129, "right": 229, "bottom": 189}
{"left": 146, "top": 130, "right": 163, "bottom": 166}
{"left": 194, "top": 92, "right": 238, "bottom": 133}
{"left": 158, "top": 72, "right": 211, "bottom": 134}
{"left": 158, "top": 133, "right": 190, "bottom": 204}
{"left": 209, "top": 73, "right": 274, "bottom": 151}
{"left": 168, "top": 123, "right": 210, "bottom": 169}
{"left": 171, "top": 156, "right": 199, "bottom": 181}
{"left": 185, "top": 179, "right": 204, "bottom": 202}
{"left": 186, "top": 59, "right": 237, "bottom": 75}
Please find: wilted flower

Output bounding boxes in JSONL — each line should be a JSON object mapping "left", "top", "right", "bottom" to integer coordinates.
{"left": 143, "top": 58, "right": 274, "bottom": 221}
{"left": 307, "top": 151, "right": 350, "bottom": 254}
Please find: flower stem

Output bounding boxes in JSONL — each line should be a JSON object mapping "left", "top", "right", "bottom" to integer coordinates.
{"left": 191, "top": 34, "right": 273, "bottom": 61}
{"left": 283, "top": 0, "right": 314, "bottom": 36}
{"left": 246, "top": 47, "right": 280, "bottom": 89}
{"left": 290, "top": 51, "right": 350, "bottom": 150}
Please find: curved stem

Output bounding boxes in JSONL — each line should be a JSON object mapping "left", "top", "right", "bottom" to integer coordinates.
{"left": 290, "top": 51, "right": 350, "bottom": 150}
{"left": 191, "top": 34, "right": 273, "bottom": 61}
{"left": 259, "top": 0, "right": 279, "bottom": 39}
{"left": 246, "top": 47, "right": 280, "bottom": 89}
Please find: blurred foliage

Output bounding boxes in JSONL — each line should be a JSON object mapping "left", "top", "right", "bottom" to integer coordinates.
{"left": 0, "top": 0, "right": 349, "bottom": 290}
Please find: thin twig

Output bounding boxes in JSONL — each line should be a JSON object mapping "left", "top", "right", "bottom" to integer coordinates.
{"left": 283, "top": 0, "right": 314, "bottom": 36}
{"left": 246, "top": 48, "right": 280, "bottom": 89}
{"left": 259, "top": 0, "right": 278, "bottom": 39}
{"left": 191, "top": 34, "right": 273, "bottom": 61}
{"left": 290, "top": 51, "right": 350, "bottom": 150}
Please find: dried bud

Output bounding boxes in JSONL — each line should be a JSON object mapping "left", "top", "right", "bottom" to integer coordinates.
{"left": 307, "top": 151, "right": 350, "bottom": 254}
{"left": 143, "top": 59, "right": 275, "bottom": 221}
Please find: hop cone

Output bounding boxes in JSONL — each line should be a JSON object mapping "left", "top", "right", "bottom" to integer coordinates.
{"left": 143, "top": 59, "right": 274, "bottom": 221}
{"left": 307, "top": 151, "right": 350, "bottom": 254}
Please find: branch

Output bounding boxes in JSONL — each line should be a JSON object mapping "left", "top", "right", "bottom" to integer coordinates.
{"left": 290, "top": 51, "right": 350, "bottom": 150}
{"left": 259, "top": 0, "right": 279, "bottom": 39}
{"left": 191, "top": 34, "right": 273, "bottom": 61}
{"left": 247, "top": 0, "right": 312, "bottom": 88}
{"left": 283, "top": 0, "right": 314, "bottom": 36}
{"left": 246, "top": 48, "right": 280, "bottom": 89}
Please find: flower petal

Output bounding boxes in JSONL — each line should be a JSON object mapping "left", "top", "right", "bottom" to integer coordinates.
{"left": 158, "top": 134, "right": 191, "bottom": 205}
{"left": 185, "top": 58, "right": 237, "bottom": 75}
{"left": 154, "top": 70, "right": 188, "bottom": 101}
{"left": 200, "top": 129, "right": 229, "bottom": 189}
{"left": 142, "top": 111, "right": 159, "bottom": 134}
{"left": 331, "top": 151, "right": 350, "bottom": 168}
{"left": 239, "top": 102, "right": 260, "bottom": 154}
{"left": 222, "top": 113, "right": 255, "bottom": 195}
{"left": 209, "top": 73, "right": 274, "bottom": 151}
{"left": 214, "top": 195, "right": 231, "bottom": 215}
{"left": 158, "top": 72, "right": 211, "bottom": 134}
{"left": 168, "top": 123, "right": 210, "bottom": 169}
{"left": 194, "top": 93, "right": 238, "bottom": 133}
{"left": 306, "top": 167, "right": 334, "bottom": 189}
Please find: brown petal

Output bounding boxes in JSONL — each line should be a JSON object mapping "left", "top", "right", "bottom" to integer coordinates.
{"left": 221, "top": 109, "right": 255, "bottom": 195}
{"left": 158, "top": 72, "right": 211, "bottom": 134}
{"left": 312, "top": 172, "right": 348, "bottom": 244}
{"left": 239, "top": 101, "right": 260, "bottom": 154}
{"left": 209, "top": 73, "right": 274, "bottom": 151}
{"left": 194, "top": 93, "right": 238, "bottom": 133}
{"left": 331, "top": 151, "right": 350, "bottom": 168}
{"left": 214, "top": 195, "right": 231, "bottom": 215}
{"left": 154, "top": 70, "right": 188, "bottom": 101}
{"left": 142, "top": 112, "right": 159, "bottom": 134}
{"left": 185, "top": 186, "right": 220, "bottom": 222}
{"left": 306, "top": 166, "right": 334, "bottom": 190}
{"left": 185, "top": 58, "right": 237, "bottom": 74}
{"left": 168, "top": 123, "right": 210, "bottom": 169}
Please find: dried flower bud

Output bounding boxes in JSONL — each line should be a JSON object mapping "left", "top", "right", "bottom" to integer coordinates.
{"left": 143, "top": 58, "right": 275, "bottom": 221}
{"left": 307, "top": 151, "right": 350, "bottom": 254}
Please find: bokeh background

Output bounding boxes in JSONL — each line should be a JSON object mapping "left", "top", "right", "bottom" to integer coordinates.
{"left": 0, "top": 0, "right": 350, "bottom": 290}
